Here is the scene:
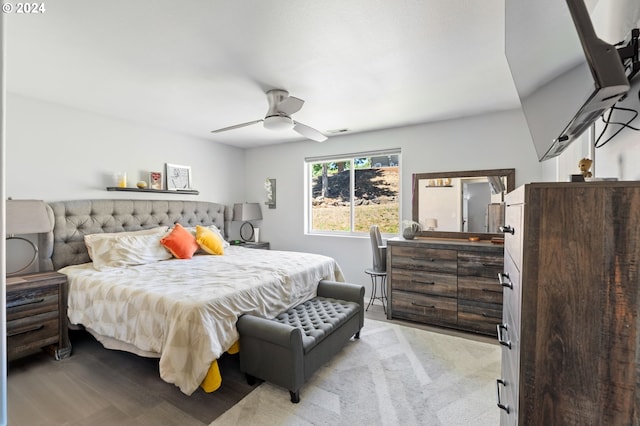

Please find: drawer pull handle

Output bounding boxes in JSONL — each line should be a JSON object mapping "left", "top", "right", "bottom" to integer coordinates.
{"left": 481, "top": 313, "right": 502, "bottom": 319}
{"left": 8, "top": 324, "right": 44, "bottom": 337}
{"left": 499, "top": 225, "right": 515, "bottom": 235}
{"left": 481, "top": 287, "right": 502, "bottom": 294}
{"left": 496, "top": 323, "right": 511, "bottom": 349}
{"left": 414, "top": 280, "right": 435, "bottom": 286}
{"left": 496, "top": 379, "right": 510, "bottom": 413}
{"left": 412, "top": 302, "right": 436, "bottom": 309}
{"left": 7, "top": 297, "right": 45, "bottom": 309}
{"left": 498, "top": 272, "right": 513, "bottom": 289}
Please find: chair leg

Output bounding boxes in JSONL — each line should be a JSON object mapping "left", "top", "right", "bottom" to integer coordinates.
{"left": 290, "top": 390, "right": 300, "bottom": 403}
{"left": 381, "top": 275, "right": 387, "bottom": 315}
{"left": 366, "top": 273, "right": 377, "bottom": 311}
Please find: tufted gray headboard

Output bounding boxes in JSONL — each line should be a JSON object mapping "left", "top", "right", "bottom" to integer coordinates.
{"left": 47, "top": 199, "right": 231, "bottom": 270}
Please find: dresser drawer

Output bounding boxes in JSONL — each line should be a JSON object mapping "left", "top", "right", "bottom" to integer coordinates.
{"left": 504, "top": 202, "right": 523, "bottom": 269}
{"left": 390, "top": 246, "right": 457, "bottom": 274}
{"left": 391, "top": 268, "right": 457, "bottom": 298}
{"left": 391, "top": 290, "right": 457, "bottom": 325}
{"left": 498, "top": 343, "right": 519, "bottom": 426}
{"left": 458, "top": 275, "right": 503, "bottom": 304}
{"left": 458, "top": 251, "right": 504, "bottom": 279}
{"left": 502, "top": 254, "right": 521, "bottom": 333}
{"left": 457, "top": 299, "right": 502, "bottom": 335}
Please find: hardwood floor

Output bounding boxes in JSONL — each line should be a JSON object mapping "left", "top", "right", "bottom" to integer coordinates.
{"left": 7, "top": 330, "right": 256, "bottom": 426}
{"left": 7, "top": 301, "right": 494, "bottom": 425}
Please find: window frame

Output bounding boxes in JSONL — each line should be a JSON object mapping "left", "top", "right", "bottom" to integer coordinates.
{"left": 305, "top": 149, "right": 401, "bottom": 237}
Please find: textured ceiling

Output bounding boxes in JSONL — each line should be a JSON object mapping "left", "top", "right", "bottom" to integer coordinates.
{"left": 5, "top": 0, "right": 520, "bottom": 148}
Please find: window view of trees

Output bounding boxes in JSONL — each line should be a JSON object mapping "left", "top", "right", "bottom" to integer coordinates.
{"left": 309, "top": 154, "right": 399, "bottom": 234}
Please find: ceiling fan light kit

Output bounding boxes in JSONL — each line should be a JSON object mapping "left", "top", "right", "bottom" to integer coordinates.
{"left": 263, "top": 115, "right": 294, "bottom": 130}
{"left": 211, "top": 89, "right": 328, "bottom": 142}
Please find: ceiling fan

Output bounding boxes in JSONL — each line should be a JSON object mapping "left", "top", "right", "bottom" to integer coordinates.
{"left": 211, "top": 89, "right": 328, "bottom": 142}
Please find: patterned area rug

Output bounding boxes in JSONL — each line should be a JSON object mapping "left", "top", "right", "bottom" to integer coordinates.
{"left": 211, "top": 319, "right": 500, "bottom": 426}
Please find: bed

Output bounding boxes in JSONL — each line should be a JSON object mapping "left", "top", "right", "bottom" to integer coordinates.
{"left": 47, "top": 199, "right": 344, "bottom": 395}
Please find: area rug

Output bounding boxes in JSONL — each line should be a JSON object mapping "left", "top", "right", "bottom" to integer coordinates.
{"left": 211, "top": 319, "right": 501, "bottom": 426}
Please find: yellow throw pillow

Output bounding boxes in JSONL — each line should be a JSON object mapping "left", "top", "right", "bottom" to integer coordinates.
{"left": 160, "top": 223, "right": 199, "bottom": 259}
{"left": 196, "top": 225, "right": 225, "bottom": 255}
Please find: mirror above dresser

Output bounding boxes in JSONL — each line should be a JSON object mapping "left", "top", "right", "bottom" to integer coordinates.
{"left": 411, "top": 168, "right": 515, "bottom": 240}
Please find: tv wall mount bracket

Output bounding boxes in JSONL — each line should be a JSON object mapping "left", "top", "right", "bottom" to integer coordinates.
{"left": 617, "top": 28, "right": 639, "bottom": 82}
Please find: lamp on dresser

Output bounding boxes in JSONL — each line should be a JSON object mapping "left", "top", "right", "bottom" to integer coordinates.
{"left": 6, "top": 199, "right": 54, "bottom": 275}
{"left": 233, "top": 202, "right": 262, "bottom": 242}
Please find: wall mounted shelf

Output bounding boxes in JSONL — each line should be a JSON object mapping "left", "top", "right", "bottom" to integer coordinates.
{"left": 106, "top": 187, "right": 200, "bottom": 195}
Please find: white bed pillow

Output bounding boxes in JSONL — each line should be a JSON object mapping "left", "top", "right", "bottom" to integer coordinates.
{"left": 84, "top": 227, "right": 171, "bottom": 271}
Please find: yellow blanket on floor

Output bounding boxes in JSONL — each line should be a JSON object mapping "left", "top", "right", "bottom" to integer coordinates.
{"left": 200, "top": 340, "right": 240, "bottom": 392}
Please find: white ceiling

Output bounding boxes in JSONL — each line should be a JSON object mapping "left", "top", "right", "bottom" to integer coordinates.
{"left": 5, "top": 0, "right": 520, "bottom": 148}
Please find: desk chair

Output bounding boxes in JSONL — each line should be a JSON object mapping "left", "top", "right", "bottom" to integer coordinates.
{"left": 365, "top": 225, "right": 387, "bottom": 313}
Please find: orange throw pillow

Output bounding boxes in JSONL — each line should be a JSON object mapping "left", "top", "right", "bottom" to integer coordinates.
{"left": 160, "top": 223, "right": 199, "bottom": 259}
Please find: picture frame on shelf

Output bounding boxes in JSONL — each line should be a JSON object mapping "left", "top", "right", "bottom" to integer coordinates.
{"left": 149, "top": 171, "right": 163, "bottom": 190}
{"left": 165, "top": 163, "right": 192, "bottom": 190}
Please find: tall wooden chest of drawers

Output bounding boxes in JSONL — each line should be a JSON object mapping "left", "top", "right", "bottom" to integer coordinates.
{"left": 387, "top": 238, "right": 504, "bottom": 336}
{"left": 6, "top": 271, "right": 72, "bottom": 361}
{"left": 498, "top": 182, "right": 640, "bottom": 425}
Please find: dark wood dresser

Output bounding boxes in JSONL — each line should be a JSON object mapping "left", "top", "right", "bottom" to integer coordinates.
{"left": 498, "top": 182, "right": 640, "bottom": 425}
{"left": 386, "top": 238, "right": 504, "bottom": 336}
{"left": 6, "top": 271, "right": 72, "bottom": 361}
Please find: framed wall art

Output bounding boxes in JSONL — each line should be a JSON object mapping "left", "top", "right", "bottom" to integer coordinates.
{"left": 149, "top": 171, "right": 163, "bottom": 190}
{"left": 165, "top": 163, "right": 192, "bottom": 190}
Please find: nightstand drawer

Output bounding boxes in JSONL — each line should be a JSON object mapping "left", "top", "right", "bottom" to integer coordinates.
{"left": 6, "top": 271, "right": 71, "bottom": 361}
{"left": 7, "top": 285, "right": 59, "bottom": 320}
{"left": 8, "top": 312, "right": 60, "bottom": 359}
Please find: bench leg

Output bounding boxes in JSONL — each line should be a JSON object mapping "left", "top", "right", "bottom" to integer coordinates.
{"left": 290, "top": 390, "right": 300, "bottom": 403}
{"left": 245, "top": 373, "right": 256, "bottom": 386}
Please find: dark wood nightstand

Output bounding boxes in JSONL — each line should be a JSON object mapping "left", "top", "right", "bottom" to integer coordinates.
{"left": 243, "top": 242, "right": 270, "bottom": 250}
{"left": 6, "top": 271, "right": 72, "bottom": 361}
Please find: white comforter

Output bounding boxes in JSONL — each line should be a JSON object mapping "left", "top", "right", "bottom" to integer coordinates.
{"left": 59, "top": 246, "right": 344, "bottom": 394}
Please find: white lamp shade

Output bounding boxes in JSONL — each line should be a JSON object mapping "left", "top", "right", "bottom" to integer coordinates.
{"left": 233, "top": 202, "right": 262, "bottom": 221}
{"left": 425, "top": 218, "right": 438, "bottom": 229}
{"left": 6, "top": 200, "right": 53, "bottom": 235}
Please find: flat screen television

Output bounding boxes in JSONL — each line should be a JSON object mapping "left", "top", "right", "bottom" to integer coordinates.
{"left": 505, "top": 0, "right": 630, "bottom": 161}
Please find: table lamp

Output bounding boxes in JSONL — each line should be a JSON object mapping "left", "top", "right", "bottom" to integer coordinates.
{"left": 6, "top": 199, "right": 53, "bottom": 275}
{"left": 233, "top": 202, "right": 262, "bottom": 242}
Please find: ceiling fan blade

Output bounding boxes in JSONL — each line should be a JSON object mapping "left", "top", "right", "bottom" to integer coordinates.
{"left": 211, "top": 119, "right": 263, "bottom": 133}
{"left": 278, "top": 96, "right": 304, "bottom": 115}
{"left": 293, "top": 121, "right": 328, "bottom": 142}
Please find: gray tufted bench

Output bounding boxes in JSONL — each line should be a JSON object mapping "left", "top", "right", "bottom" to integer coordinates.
{"left": 237, "top": 279, "right": 364, "bottom": 403}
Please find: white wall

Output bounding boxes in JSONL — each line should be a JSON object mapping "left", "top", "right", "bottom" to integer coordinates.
{"left": 6, "top": 94, "right": 245, "bottom": 204}
{"left": 244, "top": 109, "right": 541, "bottom": 292}
{"left": 592, "top": 76, "right": 640, "bottom": 180}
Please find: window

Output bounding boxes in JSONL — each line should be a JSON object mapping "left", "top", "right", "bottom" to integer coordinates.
{"left": 306, "top": 149, "right": 400, "bottom": 235}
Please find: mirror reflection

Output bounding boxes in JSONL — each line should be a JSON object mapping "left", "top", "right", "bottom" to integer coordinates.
{"left": 412, "top": 169, "right": 515, "bottom": 237}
